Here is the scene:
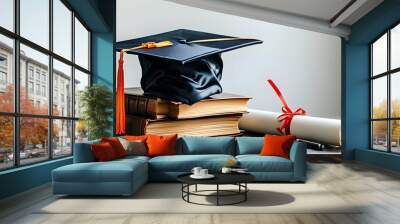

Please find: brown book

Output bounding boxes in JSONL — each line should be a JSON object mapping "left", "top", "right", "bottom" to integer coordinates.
{"left": 126, "top": 114, "right": 242, "bottom": 137}
{"left": 125, "top": 87, "right": 169, "bottom": 119}
{"left": 168, "top": 93, "right": 250, "bottom": 119}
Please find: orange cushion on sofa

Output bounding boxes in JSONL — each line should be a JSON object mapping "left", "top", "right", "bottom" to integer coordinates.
{"left": 260, "top": 134, "right": 296, "bottom": 159}
{"left": 101, "top": 137, "right": 126, "bottom": 158}
{"left": 124, "top": 135, "right": 148, "bottom": 141}
{"left": 146, "top": 134, "right": 177, "bottom": 157}
{"left": 91, "top": 142, "right": 118, "bottom": 162}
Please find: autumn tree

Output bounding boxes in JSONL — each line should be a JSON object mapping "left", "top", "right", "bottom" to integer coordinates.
{"left": 0, "top": 85, "right": 60, "bottom": 154}
{"left": 372, "top": 99, "right": 400, "bottom": 143}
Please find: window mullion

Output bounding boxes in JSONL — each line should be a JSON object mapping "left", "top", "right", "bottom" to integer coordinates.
{"left": 71, "top": 10, "right": 76, "bottom": 155}
{"left": 13, "top": 0, "right": 21, "bottom": 167}
{"left": 388, "top": 30, "right": 391, "bottom": 152}
{"left": 48, "top": 0, "right": 54, "bottom": 160}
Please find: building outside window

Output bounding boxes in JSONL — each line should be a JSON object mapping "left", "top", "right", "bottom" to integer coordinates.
{"left": 41, "top": 85, "right": 46, "bottom": 97}
{"left": 371, "top": 23, "right": 400, "bottom": 154}
{"left": 0, "top": 0, "right": 91, "bottom": 170}
{"left": 0, "top": 54, "right": 7, "bottom": 88}
{"left": 28, "top": 81, "right": 34, "bottom": 94}
{"left": 28, "top": 66, "right": 34, "bottom": 80}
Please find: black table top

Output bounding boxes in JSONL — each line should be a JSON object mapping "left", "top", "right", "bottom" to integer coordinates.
{"left": 177, "top": 172, "right": 255, "bottom": 185}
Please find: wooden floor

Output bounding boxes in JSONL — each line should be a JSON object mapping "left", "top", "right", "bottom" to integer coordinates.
{"left": 1, "top": 160, "right": 400, "bottom": 224}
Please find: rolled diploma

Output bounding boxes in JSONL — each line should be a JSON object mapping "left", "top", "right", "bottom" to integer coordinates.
{"left": 239, "top": 109, "right": 341, "bottom": 146}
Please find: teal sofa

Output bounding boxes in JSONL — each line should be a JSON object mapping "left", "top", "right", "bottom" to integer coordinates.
{"left": 52, "top": 136, "right": 307, "bottom": 196}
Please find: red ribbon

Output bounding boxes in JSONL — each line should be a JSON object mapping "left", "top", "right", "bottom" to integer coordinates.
{"left": 267, "top": 79, "right": 306, "bottom": 135}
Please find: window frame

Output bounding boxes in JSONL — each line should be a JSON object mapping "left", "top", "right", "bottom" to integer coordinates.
{"left": 370, "top": 21, "right": 400, "bottom": 154}
{"left": 0, "top": 0, "right": 92, "bottom": 171}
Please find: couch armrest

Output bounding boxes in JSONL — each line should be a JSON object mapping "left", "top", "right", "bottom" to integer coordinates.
{"left": 73, "top": 140, "right": 99, "bottom": 163}
{"left": 289, "top": 141, "right": 307, "bottom": 181}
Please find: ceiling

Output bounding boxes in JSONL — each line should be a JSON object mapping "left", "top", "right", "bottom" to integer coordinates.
{"left": 165, "top": 0, "right": 384, "bottom": 38}
{"left": 227, "top": 0, "right": 353, "bottom": 23}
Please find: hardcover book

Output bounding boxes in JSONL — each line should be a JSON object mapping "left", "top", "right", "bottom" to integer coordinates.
{"left": 125, "top": 87, "right": 250, "bottom": 120}
{"left": 125, "top": 114, "right": 243, "bottom": 137}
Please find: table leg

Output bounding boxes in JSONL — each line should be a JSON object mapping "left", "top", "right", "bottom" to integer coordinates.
{"left": 216, "top": 184, "right": 219, "bottom": 206}
{"left": 187, "top": 184, "right": 190, "bottom": 202}
{"left": 195, "top": 184, "right": 198, "bottom": 192}
{"left": 245, "top": 183, "right": 247, "bottom": 201}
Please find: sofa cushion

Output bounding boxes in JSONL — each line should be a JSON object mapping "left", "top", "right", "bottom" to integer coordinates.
{"left": 149, "top": 154, "right": 235, "bottom": 172}
{"left": 147, "top": 134, "right": 177, "bottom": 157}
{"left": 118, "top": 138, "right": 147, "bottom": 156}
{"left": 53, "top": 158, "right": 147, "bottom": 183}
{"left": 91, "top": 142, "right": 118, "bottom": 161}
{"left": 235, "top": 137, "right": 263, "bottom": 155}
{"left": 101, "top": 137, "right": 127, "bottom": 158}
{"left": 260, "top": 134, "right": 296, "bottom": 159}
{"left": 236, "top": 155, "right": 293, "bottom": 172}
{"left": 177, "top": 136, "right": 235, "bottom": 155}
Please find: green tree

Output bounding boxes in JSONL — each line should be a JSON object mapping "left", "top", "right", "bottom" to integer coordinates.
{"left": 79, "top": 84, "right": 113, "bottom": 140}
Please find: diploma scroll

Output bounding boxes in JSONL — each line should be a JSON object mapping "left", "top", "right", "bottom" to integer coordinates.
{"left": 239, "top": 109, "right": 341, "bottom": 146}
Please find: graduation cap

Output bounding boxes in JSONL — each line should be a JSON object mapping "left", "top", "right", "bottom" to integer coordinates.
{"left": 115, "top": 29, "right": 262, "bottom": 105}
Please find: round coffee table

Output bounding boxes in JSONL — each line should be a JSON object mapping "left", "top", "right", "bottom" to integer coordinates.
{"left": 177, "top": 173, "right": 255, "bottom": 206}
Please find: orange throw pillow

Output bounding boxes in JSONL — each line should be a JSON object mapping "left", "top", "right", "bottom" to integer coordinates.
{"left": 124, "top": 135, "right": 148, "bottom": 141}
{"left": 146, "top": 134, "right": 177, "bottom": 157}
{"left": 101, "top": 137, "right": 126, "bottom": 158}
{"left": 91, "top": 142, "right": 118, "bottom": 161}
{"left": 260, "top": 134, "right": 296, "bottom": 159}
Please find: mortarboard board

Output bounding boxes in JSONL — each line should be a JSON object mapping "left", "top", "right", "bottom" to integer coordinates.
{"left": 115, "top": 29, "right": 262, "bottom": 104}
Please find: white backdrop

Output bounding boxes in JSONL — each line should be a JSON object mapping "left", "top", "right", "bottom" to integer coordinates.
{"left": 117, "top": 0, "right": 341, "bottom": 119}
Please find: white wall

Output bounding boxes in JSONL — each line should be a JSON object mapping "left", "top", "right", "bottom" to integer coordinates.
{"left": 117, "top": 0, "right": 341, "bottom": 119}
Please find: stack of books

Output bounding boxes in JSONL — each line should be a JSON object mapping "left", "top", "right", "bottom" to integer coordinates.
{"left": 124, "top": 87, "right": 250, "bottom": 136}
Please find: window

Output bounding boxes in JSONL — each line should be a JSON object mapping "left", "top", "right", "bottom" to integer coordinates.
{"left": 0, "top": 54, "right": 7, "bottom": 67}
{"left": 35, "top": 84, "right": 40, "bottom": 95}
{"left": 20, "top": 0, "right": 49, "bottom": 48}
{"left": 28, "top": 81, "right": 34, "bottom": 94}
{"left": 0, "top": 0, "right": 14, "bottom": 31}
{"left": 371, "top": 23, "right": 400, "bottom": 154}
{"left": 53, "top": 59, "right": 72, "bottom": 117}
{"left": 0, "top": 0, "right": 91, "bottom": 170}
{"left": 0, "top": 35, "right": 13, "bottom": 113}
{"left": 75, "top": 18, "right": 90, "bottom": 70}
{"left": 35, "top": 70, "right": 40, "bottom": 81}
{"left": 0, "top": 71, "right": 6, "bottom": 85}
{"left": 53, "top": 0, "right": 72, "bottom": 60}
{"left": 28, "top": 67, "right": 34, "bottom": 80}
{"left": 41, "top": 85, "right": 46, "bottom": 97}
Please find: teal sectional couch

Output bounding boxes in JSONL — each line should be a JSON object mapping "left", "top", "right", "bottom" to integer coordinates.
{"left": 52, "top": 136, "right": 307, "bottom": 196}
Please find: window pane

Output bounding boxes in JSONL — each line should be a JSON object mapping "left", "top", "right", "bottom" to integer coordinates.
{"left": 0, "top": 34, "right": 14, "bottom": 112}
{"left": 391, "top": 24, "right": 400, "bottom": 70}
{"left": 391, "top": 72, "right": 400, "bottom": 118}
{"left": 372, "top": 77, "right": 387, "bottom": 119}
{"left": 0, "top": 0, "right": 14, "bottom": 31}
{"left": 20, "top": 117, "right": 49, "bottom": 165}
{"left": 20, "top": 44, "right": 49, "bottom": 115}
{"left": 53, "top": 0, "right": 72, "bottom": 60}
{"left": 372, "top": 121, "right": 388, "bottom": 151}
{"left": 75, "top": 18, "right": 89, "bottom": 69}
{"left": 75, "top": 120, "right": 88, "bottom": 143}
{"left": 53, "top": 59, "right": 72, "bottom": 117}
{"left": 74, "top": 69, "right": 89, "bottom": 118}
{"left": 0, "top": 116, "right": 13, "bottom": 170}
{"left": 20, "top": 0, "right": 49, "bottom": 48}
{"left": 391, "top": 120, "right": 400, "bottom": 153}
{"left": 372, "top": 33, "right": 387, "bottom": 76}
{"left": 53, "top": 119, "right": 72, "bottom": 157}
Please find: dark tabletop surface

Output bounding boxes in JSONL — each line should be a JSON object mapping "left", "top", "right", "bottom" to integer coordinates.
{"left": 177, "top": 172, "right": 255, "bottom": 184}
